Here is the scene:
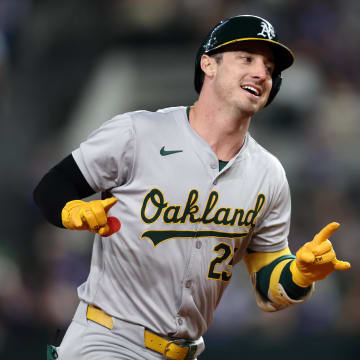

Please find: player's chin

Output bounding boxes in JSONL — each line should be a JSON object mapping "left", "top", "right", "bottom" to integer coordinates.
{"left": 239, "top": 97, "right": 265, "bottom": 115}
{"left": 239, "top": 92, "right": 267, "bottom": 113}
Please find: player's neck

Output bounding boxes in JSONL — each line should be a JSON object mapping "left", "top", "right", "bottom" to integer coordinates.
{"left": 189, "top": 97, "right": 251, "bottom": 161}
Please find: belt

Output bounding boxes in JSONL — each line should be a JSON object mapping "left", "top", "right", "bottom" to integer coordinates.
{"left": 86, "top": 305, "right": 197, "bottom": 360}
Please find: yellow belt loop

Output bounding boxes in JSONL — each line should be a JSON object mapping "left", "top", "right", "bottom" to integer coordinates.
{"left": 86, "top": 306, "right": 194, "bottom": 359}
{"left": 144, "top": 330, "right": 189, "bottom": 360}
{"left": 86, "top": 305, "right": 114, "bottom": 330}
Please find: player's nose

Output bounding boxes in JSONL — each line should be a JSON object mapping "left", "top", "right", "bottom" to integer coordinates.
{"left": 252, "top": 66, "right": 267, "bottom": 81}
{"left": 250, "top": 58, "right": 269, "bottom": 81}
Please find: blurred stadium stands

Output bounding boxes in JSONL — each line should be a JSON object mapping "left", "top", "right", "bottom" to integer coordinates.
{"left": 0, "top": 1, "right": 359, "bottom": 358}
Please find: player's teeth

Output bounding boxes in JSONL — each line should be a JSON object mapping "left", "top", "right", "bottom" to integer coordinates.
{"left": 241, "top": 86, "right": 259, "bottom": 96}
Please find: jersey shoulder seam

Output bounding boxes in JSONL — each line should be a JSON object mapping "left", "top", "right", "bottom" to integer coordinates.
{"left": 119, "top": 113, "right": 137, "bottom": 187}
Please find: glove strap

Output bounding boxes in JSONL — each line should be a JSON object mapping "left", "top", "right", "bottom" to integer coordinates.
{"left": 289, "top": 260, "right": 313, "bottom": 288}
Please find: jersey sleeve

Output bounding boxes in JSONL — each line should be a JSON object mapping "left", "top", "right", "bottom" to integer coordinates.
{"left": 72, "top": 114, "right": 135, "bottom": 192}
{"left": 248, "top": 166, "right": 291, "bottom": 253}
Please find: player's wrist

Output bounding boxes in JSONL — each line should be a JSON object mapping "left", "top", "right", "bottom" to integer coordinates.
{"left": 280, "top": 261, "right": 312, "bottom": 297}
{"left": 289, "top": 260, "right": 313, "bottom": 288}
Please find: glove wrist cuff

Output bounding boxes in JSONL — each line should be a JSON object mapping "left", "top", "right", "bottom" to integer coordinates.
{"left": 289, "top": 261, "right": 313, "bottom": 288}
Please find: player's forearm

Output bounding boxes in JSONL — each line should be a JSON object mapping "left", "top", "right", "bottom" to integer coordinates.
{"left": 256, "top": 255, "right": 312, "bottom": 300}
{"left": 245, "top": 223, "right": 350, "bottom": 311}
{"left": 244, "top": 248, "right": 313, "bottom": 312}
{"left": 33, "top": 154, "right": 95, "bottom": 227}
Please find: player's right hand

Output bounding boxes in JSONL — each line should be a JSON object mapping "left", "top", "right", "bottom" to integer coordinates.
{"left": 62, "top": 198, "right": 118, "bottom": 236}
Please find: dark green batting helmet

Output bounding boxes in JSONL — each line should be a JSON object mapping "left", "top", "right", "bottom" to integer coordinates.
{"left": 194, "top": 15, "right": 294, "bottom": 105}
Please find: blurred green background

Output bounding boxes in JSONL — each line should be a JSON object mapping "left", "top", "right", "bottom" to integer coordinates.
{"left": 0, "top": 0, "right": 359, "bottom": 359}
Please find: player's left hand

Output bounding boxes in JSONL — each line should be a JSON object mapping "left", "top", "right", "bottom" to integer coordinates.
{"left": 290, "top": 222, "right": 351, "bottom": 287}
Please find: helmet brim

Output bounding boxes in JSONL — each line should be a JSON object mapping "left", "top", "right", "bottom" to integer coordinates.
{"left": 208, "top": 37, "right": 294, "bottom": 73}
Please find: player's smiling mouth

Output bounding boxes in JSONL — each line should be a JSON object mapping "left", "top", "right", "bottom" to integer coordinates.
{"left": 240, "top": 84, "right": 262, "bottom": 97}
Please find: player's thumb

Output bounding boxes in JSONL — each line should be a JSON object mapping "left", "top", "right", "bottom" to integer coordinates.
{"left": 101, "top": 197, "right": 118, "bottom": 212}
{"left": 98, "top": 224, "right": 110, "bottom": 236}
{"left": 333, "top": 259, "right": 351, "bottom": 271}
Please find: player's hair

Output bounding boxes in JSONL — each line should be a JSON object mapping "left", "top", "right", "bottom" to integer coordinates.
{"left": 211, "top": 53, "right": 224, "bottom": 64}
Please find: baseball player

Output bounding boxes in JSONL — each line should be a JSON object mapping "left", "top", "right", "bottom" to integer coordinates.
{"left": 34, "top": 15, "right": 350, "bottom": 360}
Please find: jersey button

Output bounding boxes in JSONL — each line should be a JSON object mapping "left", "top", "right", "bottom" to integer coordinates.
{"left": 210, "top": 163, "right": 217, "bottom": 169}
{"left": 196, "top": 240, "right": 202, "bottom": 249}
{"left": 185, "top": 280, "right": 192, "bottom": 288}
{"left": 213, "top": 179, "right": 217, "bottom": 185}
{"left": 178, "top": 318, "right": 183, "bottom": 325}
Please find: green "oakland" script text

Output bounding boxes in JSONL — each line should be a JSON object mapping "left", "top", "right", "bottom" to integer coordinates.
{"left": 140, "top": 188, "right": 265, "bottom": 228}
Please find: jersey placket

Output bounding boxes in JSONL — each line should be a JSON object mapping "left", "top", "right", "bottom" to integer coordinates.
{"left": 174, "top": 108, "right": 246, "bottom": 335}
{"left": 175, "top": 159, "right": 234, "bottom": 334}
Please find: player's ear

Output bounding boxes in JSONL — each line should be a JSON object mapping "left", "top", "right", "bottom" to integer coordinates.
{"left": 200, "top": 54, "right": 217, "bottom": 78}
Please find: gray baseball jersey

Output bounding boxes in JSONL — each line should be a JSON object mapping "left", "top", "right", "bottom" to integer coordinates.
{"left": 72, "top": 106, "right": 290, "bottom": 340}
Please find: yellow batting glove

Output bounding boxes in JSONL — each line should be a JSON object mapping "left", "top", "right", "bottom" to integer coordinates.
{"left": 62, "top": 197, "right": 118, "bottom": 236}
{"left": 290, "top": 222, "right": 351, "bottom": 288}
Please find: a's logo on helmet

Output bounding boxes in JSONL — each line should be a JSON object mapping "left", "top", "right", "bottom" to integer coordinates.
{"left": 257, "top": 20, "right": 275, "bottom": 40}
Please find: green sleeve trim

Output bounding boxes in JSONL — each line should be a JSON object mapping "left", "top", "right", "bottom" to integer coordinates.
{"left": 279, "top": 261, "right": 312, "bottom": 299}
{"left": 256, "top": 255, "right": 295, "bottom": 300}
{"left": 47, "top": 345, "right": 58, "bottom": 359}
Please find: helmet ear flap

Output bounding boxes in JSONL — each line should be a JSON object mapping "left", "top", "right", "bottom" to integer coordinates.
{"left": 265, "top": 73, "right": 282, "bottom": 106}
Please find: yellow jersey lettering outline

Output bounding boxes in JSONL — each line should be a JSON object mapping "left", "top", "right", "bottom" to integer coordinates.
{"left": 140, "top": 188, "right": 266, "bottom": 245}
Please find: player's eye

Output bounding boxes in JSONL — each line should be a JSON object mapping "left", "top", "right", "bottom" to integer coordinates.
{"left": 242, "top": 56, "right": 252, "bottom": 63}
{"left": 266, "top": 65, "right": 274, "bottom": 75}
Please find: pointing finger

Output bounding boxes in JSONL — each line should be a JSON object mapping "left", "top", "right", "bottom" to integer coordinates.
{"left": 91, "top": 203, "right": 108, "bottom": 226}
{"left": 313, "top": 222, "right": 340, "bottom": 245}
{"left": 101, "top": 197, "right": 118, "bottom": 213}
